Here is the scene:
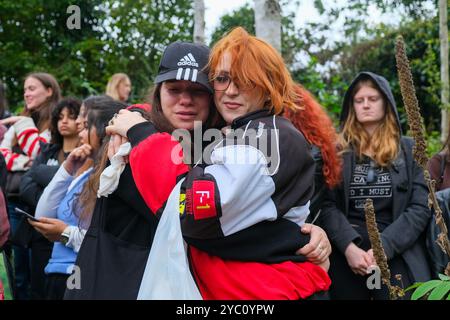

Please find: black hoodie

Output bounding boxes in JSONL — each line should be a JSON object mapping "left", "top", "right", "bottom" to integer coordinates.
{"left": 318, "top": 71, "right": 432, "bottom": 283}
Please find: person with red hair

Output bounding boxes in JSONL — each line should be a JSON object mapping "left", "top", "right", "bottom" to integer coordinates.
{"left": 283, "top": 84, "right": 342, "bottom": 221}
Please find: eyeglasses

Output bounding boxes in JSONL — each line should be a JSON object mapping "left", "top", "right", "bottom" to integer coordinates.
{"left": 213, "top": 74, "right": 255, "bottom": 92}
{"left": 366, "top": 161, "right": 378, "bottom": 184}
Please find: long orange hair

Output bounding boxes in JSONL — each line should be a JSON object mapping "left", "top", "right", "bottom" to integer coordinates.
{"left": 340, "top": 79, "right": 400, "bottom": 167}
{"left": 208, "top": 27, "right": 299, "bottom": 114}
{"left": 284, "top": 84, "right": 342, "bottom": 188}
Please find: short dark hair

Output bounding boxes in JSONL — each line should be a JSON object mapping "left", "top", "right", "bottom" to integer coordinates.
{"left": 50, "top": 97, "right": 81, "bottom": 145}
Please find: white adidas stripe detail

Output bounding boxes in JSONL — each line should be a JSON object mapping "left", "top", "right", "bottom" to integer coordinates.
{"left": 192, "top": 69, "right": 198, "bottom": 82}
{"left": 176, "top": 68, "right": 183, "bottom": 80}
{"left": 187, "top": 53, "right": 196, "bottom": 62}
{"left": 183, "top": 68, "right": 191, "bottom": 80}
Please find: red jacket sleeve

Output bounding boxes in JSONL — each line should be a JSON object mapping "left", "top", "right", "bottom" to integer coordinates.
{"left": 127, "top": 122, "right": 189, "bottom": 215}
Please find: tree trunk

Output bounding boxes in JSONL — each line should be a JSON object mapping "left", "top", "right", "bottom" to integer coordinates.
{"left": 254, "top": 0, "right": 281, "bottom": 52}
{"left": 193, "top": 0, "right": 205, "bottom": 45}
{"left": 440, "top": 0, "right": 449, "bottom": 143}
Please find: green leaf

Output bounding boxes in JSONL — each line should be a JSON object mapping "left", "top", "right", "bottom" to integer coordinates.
{"left": 438, "top": 274, "right": 450, "bottom": 281}
{"left": 428, "top": 282, "right": 450, "bottom": 300}
{"left": 404, "top": 282, "right": 423, "bottom": 292}
{"left": 411, "top": 280, "right": 442, "bottom": 300}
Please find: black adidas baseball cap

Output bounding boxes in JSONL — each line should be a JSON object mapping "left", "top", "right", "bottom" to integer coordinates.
{"left": 155, "top": 41, "right": 212, "bottom": 93}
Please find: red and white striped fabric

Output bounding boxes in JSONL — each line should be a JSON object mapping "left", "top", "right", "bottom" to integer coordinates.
{"left": 0, "top": 117, "right": 50, "bottom": 171}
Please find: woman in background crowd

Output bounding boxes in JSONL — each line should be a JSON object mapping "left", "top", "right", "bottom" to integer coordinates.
{"left": 318, "top": 72, "right": 431, "bottom": 299}
{"left": 0, "top": 72, "right": 61, "bottom": 300}
{"left": 106, "top": 73, "right": 132, "bottom": 103}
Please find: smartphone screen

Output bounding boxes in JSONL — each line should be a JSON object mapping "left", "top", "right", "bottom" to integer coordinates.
{"left": 14, "top": 207, "right": 39, "bottom": 222}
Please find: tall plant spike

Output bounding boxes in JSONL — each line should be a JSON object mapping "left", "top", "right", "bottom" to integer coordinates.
{"left": 395, "top": 36, "right": 428, "bottom": 168}
{"left": 365, "top": 199, "right": 404, "bottom": 299}
{"left": 395, "top": 35, "right": 450, "bottom": 276}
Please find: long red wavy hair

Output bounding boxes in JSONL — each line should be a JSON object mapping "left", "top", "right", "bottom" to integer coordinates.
{"left": 284, "top": 84, "right": 342, "bottom": 188}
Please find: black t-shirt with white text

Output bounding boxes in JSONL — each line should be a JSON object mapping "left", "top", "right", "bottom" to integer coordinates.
{"left": 348, "top": 156, "right": 393, "bottom": 249}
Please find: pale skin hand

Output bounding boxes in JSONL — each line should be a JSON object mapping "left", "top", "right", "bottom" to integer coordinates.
{"left": 64, "top": 144, "right": 92, "bottom": 176}
{"left": 28, "top": 217, "right": 68, "bottom": 242}
{"left": 344, "top": 242, "right": 373, "bottom": 276}
{"left": 108, "top": 134, "right": 129, "bottom": 162}
{"left": 366, "top": 249, "right": 377, "bottom": 266}
{"left": 105, "top": 109, "right": 147, "bottom": 138}
{"left": 0, "top": 116, "right": 26, "bottom": 126}
{"left": 296, "top": 224, "right": 331, "bottom": 271}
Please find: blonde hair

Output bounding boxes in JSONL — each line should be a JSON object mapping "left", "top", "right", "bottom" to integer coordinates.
{"left": 208, "top": 27, "right": 299, "bottom": 114}
{"left": 340, "top": 79, "right": 400, "bottom": 167}
{"left": 105, "top": 73, "right": 130, "bottom": 101}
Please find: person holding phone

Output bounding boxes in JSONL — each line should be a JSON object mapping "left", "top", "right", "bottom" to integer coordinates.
{"left": 14, "top": 208, "right": 39, "bottom": 222}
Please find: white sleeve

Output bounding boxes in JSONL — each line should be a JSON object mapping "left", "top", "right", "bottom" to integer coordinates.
{"left": 0, "top": 126, "right": 15, "bottom": 148}
{"left": 204, "top": 145, "right": 277, "bottom": 236}
{"left": 35, "top": 164, "right": 74, "bottom": 219}
{"left": 65, "top": 226, "right": 87, "bottom": 253}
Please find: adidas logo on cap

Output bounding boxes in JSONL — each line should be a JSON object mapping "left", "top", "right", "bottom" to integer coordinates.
{"left": 177, "top": 53, "right": 199, "bottom": 67}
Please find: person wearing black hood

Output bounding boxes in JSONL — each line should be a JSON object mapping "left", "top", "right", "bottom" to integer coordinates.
{"left": 317, "top": 72, "right": 432, "bottom": 299}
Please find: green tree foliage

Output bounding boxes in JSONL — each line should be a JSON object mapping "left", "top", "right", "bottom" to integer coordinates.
{"left": 100, "top": 0, "right": 193, "bottom": 102}
{"left": 210, "top": 0, "right": 444, "bottom": 140}
{"left": 209, "top": 1, "right": 304, "bottom": 66}
{"left": 0, "top": 0, "right": 194, "bottom": 111}
{"left": 0, "top": 0, "right": 104, "bottom": 109}
{"left": 323, "top": 18, "right": 442, "bottom": 132}
{"left": 294, "top": 0, "right": 442, "bottom": 133}
{"left": 210, "top": 4, "right": 255, "bottom": 45}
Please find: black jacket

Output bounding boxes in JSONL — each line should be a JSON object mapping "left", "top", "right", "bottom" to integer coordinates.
{"left": 179, "top": 110, "right": 314, "bottom": 263}
{"left": 64, "top": 165, "right": 159, "bottom": 300}
{"left": 427, "top": 188, "right": 450, "bottom": 277}
{"left": 317, "top": 72, "right": 432, "bottom": 282}
{"left": 19, "top": 142, "right": 61, "bottom": 211}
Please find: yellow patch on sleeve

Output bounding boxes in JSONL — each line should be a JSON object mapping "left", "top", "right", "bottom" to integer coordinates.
{"left": 179, "top": 193, "right": 186, "bottom": 216}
